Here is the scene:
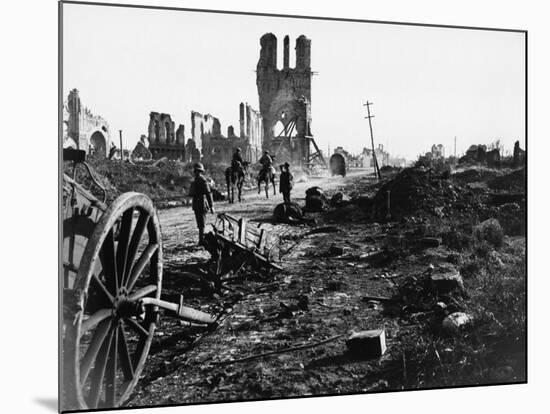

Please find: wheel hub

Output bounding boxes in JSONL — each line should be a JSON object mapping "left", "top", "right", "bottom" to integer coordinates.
{"left": 113, "top": 287, "right": 143, "bottom": 319}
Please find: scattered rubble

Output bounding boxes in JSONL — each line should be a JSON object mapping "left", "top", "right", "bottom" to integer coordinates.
{"left": 474, "top": 218, "right": 504, "bottom": 248}
{"left": 371, "top": 167, "right": 467, "bottom": 220}
{"left": 330, "top": 192, "right": 351, "bottom": 207}
{"left": 122, "top": 161, "right": 525, "bottom": 405}
{"left": 430, "top": 265, "right": 464, "bottom": 294}
{"left": 305, "top": 186, "right": 329, "bottom": 212}
{"left": 273, "top": 202, "right": 306, "bottom": 224}
{"left": 442, "top": 312, "right": 473, "bottom": 333}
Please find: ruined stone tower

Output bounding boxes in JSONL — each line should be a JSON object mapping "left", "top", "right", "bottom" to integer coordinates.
{"left": 256, "top": 33, "right": 313, "bottom": 165}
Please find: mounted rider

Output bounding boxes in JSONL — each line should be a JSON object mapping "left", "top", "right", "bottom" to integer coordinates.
{"left": 259, "top": 150, "right": 275, "bottom": 178}
{"left": 231, "top": 147, "right": 244, "bottom": 172}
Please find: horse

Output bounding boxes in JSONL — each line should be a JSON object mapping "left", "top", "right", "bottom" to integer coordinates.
{"left": 257, "top": 165, "right": 277, "bottom": 198}
{"left": 225, "top": 161, "right": 249, "bottom": 203}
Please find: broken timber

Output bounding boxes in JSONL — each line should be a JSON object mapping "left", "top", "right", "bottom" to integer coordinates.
{"left": 210, "top": 213, "right": 283, "bottom": 271}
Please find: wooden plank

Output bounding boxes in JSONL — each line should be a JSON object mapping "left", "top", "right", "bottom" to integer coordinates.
{"left": 239, "top": 218, "right": 247, "bottom": 245}
{"left": 258, "top": 229, "right": 267, "bottom": 253}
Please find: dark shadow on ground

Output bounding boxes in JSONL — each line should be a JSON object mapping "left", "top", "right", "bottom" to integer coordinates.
{"left": 305, "top": 352, "right": 379, "bottom": 369}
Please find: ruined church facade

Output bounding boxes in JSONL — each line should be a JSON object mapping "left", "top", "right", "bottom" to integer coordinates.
{"left": 256, "top": 33, "right": 318, "bottom": 166}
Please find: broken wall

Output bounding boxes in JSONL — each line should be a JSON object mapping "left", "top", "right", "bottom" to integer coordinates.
{"left": 147, "top": 112, "right": 185, "bottom": 160}
{"left": 239, "top": 102, "right": 263, "bottom": 163}
{"left": 65, "top": 88, "right": 111, "bottom": 157}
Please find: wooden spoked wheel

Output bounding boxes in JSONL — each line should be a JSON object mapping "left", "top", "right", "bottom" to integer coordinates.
{"left": 63, "top": 192, "right": 162, "bottom": 410}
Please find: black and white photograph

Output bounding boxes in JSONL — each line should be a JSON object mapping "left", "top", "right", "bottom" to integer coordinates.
{"left": 58, "top": 1, "right": 527, "bottom": 412}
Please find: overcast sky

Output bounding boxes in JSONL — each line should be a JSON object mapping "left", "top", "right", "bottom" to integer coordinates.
{"left": 62, "top": 3, "right": 525, "bottom": 160}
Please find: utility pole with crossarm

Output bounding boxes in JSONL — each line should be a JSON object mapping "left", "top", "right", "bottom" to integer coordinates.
{"left": 363, "top": 101, "right": 381, "bottom": 180}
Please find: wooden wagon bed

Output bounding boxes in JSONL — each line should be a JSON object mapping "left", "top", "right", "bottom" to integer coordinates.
{"left": 207, "top": 213, "right": 283, "bottom": 272}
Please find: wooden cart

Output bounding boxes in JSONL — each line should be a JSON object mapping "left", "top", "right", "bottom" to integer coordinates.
{"left": 62, "top": 149, "right": 216, "bottom": 410}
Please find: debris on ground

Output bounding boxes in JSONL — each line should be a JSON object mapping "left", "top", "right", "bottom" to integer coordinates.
{"left": 430, "top": 265, "right": 464, "bottom": 294}
{"left": 474, "top": 218, "right": 504, "bottom": 247}
{"left": 273, "top": 202, "right": 306, "bottom": 224}
{"left": 304, "top": 186, "right": 329, "bottom": 212}
{"left": 330, "top": 192, "right": 351, "bottom": 207}
{"left": 346, "top": 329, "right": 387, "bottom": 358}
{"left": 442, "top": 312, "right": 473, "bottom": 333}
{"left": 124, "top": 163, "right": 525, "bottom": 407}
{"left": 371, "top": 167, "right": 469, "bottom": 220}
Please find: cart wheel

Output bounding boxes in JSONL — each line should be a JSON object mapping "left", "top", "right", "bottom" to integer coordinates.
{"left": 63, "top": 192, "right": 162, "bottom": 410}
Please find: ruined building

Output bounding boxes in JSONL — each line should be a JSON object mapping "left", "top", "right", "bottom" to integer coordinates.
{"left": 431, "top": 144, "right": 445, "bottom": 159}
{"left": 192, "top": 104, "right": 263, "bottom": 164}
{"left": 239, "top": 103, "right": 263, "bottom": 163}
{"left": 147, "top": 112, "right": 186, "bottom": 160}
{"left": 131, "top": 135, "right": 152, "bottom": 161}
{"left": 361, "top": 145, "right": 391, "bottom": 168}
{"left": 256, "top": 33, "right": 325, "bottom": 167}
{"left": 145, "top": 103, "right": 263, "bottom": 165}
{"left": 63, "top": 89, "right": 111, "bottom": 158}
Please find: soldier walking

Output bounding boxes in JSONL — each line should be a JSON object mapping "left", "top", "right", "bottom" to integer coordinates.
{"left": 189, "top": 162, "right": 214, "bottom": 245}
{"left": 279, "top": 162, "right": 293, "bottom": 204}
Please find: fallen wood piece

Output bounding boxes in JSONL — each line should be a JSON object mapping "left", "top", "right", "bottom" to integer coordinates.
{"left": 255, "top": 282, "right": 280, "bottom": 293}
{"left": 220, "top": 283, "right": 250, "bottom": 295}
{"left": 303, "top": 226, "right": 341, "bottom": 236}
{"left": 419, "top": 237, "right": 442, "bottom": 248}
{"left": 361, "top": 295, "right": 395, "bottom": 302}
{"left": 212, "top": 334, "right": 345, "bottom": 365}
{"left": 313, "top": 300, "right": 332, "bottom": 308}
{"left": 179, "top": 320, "right": 210, "bottom": 328}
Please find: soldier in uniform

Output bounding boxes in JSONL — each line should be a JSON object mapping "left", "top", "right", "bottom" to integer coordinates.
{"left": 232, "top": 147, "right": 244, "bottom": 167}
{"left": 259, "top": 150, "right": 273, "bottom": 171}
{"left": 189, "top": 162, "right": 214, "bottom": 245}
{"left": 279, "top": 162, "right": 293, "bottom": 204}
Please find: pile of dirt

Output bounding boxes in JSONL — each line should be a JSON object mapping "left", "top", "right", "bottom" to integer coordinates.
{"left": 371, "top": 167, "right": 473, "bottom": 220}
{"left": 65, "top": 158, "right": 202, "bottom": 205}
{"left": 452, "top": 168, "right": 499, "bottom": 185}
{"left": 488, "top": 168, "right": 525, "bottom": 192}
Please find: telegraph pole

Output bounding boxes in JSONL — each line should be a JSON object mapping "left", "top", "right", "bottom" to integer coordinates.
{"left": 119, "top": 130, "right": 124, "bottom": 161}
{"left": 363, "top": 101, "right": 381, "bottom": 180}
{"left": 454, "top": 136, "right": 457, "bottom": 158}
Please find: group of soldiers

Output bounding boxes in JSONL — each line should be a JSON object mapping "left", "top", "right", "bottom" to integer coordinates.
{"left": 190, "top": 147, "right": 294, "bottom": 245}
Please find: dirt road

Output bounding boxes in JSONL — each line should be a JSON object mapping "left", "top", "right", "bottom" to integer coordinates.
{"left": 158, "top": 169, "right": 373, "bottom": 252}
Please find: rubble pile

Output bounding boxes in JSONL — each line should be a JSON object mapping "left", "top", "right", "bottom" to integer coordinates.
{"left": 67, "top": 158, "right": 230, "bottom": 206}
{"left": 488, "top": 168, "right": 525, "bottom": 192}
{"left": 371, "top": 167, "right": 471, "bottom": 220}
{"left": 304, "top": 186, "right": 329, "bottom": 212}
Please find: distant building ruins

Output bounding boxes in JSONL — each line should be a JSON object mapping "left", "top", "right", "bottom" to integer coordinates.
{"left": 513, "top": 140, "right": 526, "bottom": 167}
{"left": 256, "top": 33, "right": 325, "bottom": 167}
{"left": 147, "top": 112, "right": 185, "bottom": 160}
{"left": 63, "top": 89, "right": 111, "bottom": 158}
{"left": 145, "top": 102, "right": 263, "bottom": 165}
{"left": 431, "top": 144, "right": 445, "bottom": 159}
{"left": 361, "top": 144, "right": 390, "bottom": 168}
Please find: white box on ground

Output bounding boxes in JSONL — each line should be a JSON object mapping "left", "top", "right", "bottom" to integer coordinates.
{"left": 346, "top": 328, "right": 387, "bottom": 358}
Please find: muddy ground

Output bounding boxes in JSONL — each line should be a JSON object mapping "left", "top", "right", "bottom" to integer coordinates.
{"left": 125, "top": 167, "right": 526, "bottom": 408}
